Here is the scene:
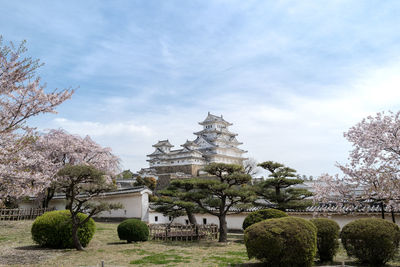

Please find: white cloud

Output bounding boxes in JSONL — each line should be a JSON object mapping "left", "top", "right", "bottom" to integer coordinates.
{"left": 52, "top": 118, "right": 153, "bottom": 137}
{"left": 34, "top": 59, "right": 400, "bottom": 176}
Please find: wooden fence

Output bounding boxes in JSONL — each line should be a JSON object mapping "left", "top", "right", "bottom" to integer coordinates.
{"left": 0, "top": 207, "right": 55, "bottom": 221}
{"left": 149, "top": 223, "right": 218, "bottom": 241}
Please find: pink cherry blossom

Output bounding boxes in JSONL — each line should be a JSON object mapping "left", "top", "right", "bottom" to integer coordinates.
{"left": 0, "top": 38, "right": 73, "bottom": 202}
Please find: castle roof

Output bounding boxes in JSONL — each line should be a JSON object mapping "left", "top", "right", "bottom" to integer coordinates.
{"left": 181, "top": 140, "right": 199, "bottom": 148}
{"left": 146, "top": 148, "right": 165, "bottom": 156}
{"left": 198, "top": 112, "right": 232, "bottom": 126}
{"left": 152, "top": 140, "right": 173, "bottom": 148}
{"left": 194, "top": 129, "right": 238, "bottom": 137}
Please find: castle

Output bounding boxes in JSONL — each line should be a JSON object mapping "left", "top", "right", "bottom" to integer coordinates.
{"left": 145, "top": 113, "right": 247, "bottom": 188}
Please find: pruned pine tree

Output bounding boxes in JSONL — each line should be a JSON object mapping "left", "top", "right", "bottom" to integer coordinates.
{"left": 186, "top": 163, "right": 255, "bottom": 242}
{"left": 57, "top": 164, "right": 122, "bottom": 250}
{"left": 256, "top": 161, "right": 313, "bottom": 211}
{"left": 152, "top": 179, "right": 199, "bottom": 225}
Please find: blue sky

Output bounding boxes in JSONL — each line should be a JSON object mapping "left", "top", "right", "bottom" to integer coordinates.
{"left": 2, "top": 1, "right": 400, "bottom": 177}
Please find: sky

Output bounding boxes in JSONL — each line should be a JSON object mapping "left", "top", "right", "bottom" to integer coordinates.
{"left": 2, "top": 0, "right": 400, "bottom": 177}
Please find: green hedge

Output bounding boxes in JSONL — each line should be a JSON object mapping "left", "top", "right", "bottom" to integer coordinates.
{"left": 117, "top": 219, "right": 149, "bottom": 243}
{"left": 341, "top": 218, "right": 400, "bottom": 265}
{"left": 310, "top": 218, "right": 340, "bottom": 262}
{"left": 31, "top": 210, "right": 95, "bottom": 248}
{"left": 242, "top": 208, "right": 288, "bottom": 230}
{"left": 244, "top": 216, "right": 317, "bottom": 266}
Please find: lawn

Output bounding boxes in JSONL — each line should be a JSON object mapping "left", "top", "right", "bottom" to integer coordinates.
{"left": 1, "top": 220, "right": 400, "bottom": 267}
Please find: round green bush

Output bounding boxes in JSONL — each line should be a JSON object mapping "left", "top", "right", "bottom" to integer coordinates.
{"left": 340, "top": 218, "right": 400, "bottom": 265}
{"left": 242, "top": 208, "right": 288, "bottom": 230}
{"left": 310, "top": 218, "right": 340, "bottom": 262}
{"left": 31, "top": 210, "right": 95, "bottom": 248}
{"left": 117, "top": 219, "right": 149, "bottom": 243}
{"left": 244, "top": 216, "right": 317, "bottom": 266}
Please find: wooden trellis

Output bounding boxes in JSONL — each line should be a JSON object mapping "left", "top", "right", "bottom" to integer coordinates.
{"left": 0, "top": 208, "right": 55, "bottom": 221}
{"left": 149, "top": 223, "right": 218, "bottom": 241}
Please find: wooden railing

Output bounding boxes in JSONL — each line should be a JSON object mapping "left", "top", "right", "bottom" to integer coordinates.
{"left": 0, "top": 207, "right": 55, "bottom": 221}
{"left": 149, "top": 223, "right": 218, "bottom": 241}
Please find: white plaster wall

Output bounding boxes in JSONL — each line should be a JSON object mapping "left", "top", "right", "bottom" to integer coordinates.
{"left": 19, "top": 193, "right": 147, "bottom": 220}
{"left": 292, "top": 213, "right": 400, "bottom": 228}
{"left": 149, "top": 211, "right": 248, "bottom": 230}
{"left": 149, "top": 212, "right": 172, "bottom": 224}
{"left": 149, "top": 211, "right": 400, "bottom": 230}
{"left": 141, "top": 192, "right": 149, "bottom": 222}
{"left": 19, "top": 199, "right": 67, "bottom": 210}
{"left": 18, "top": 201, "right": 38, "bottom": 209}
{"left": 49, "top": 199, "right": 67, "bottom": 210}
{"left": 95, "top": 194, "right": 142, "bottom": 219}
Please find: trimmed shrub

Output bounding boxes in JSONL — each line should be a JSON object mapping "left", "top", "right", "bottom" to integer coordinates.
{"left": 242, "top": 208, "right": 288, "bottom": 230}
{"left": 310, "top": 218, "right": 340, "bottom": 262}
{"left": 244, "top": 216, "right": 317, "bottom": 267}
{"left": 31, "top": 210, "right": 95, "bottom": 248}
{"left": 117, "top": 219, "right": 149, "bottom": 243}
{"left": 340, "top": 218, "right": 400, "bottom": 265}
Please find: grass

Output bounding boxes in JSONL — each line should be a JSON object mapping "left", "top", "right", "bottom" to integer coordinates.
{"left": 1, "top": 220, "right": 400, "bottom": 266}
{"left": 129, "top": 252, "right": 191, "bottom": 265}
{"left": 0, "top": 221, "right": 256, "bottom": 266}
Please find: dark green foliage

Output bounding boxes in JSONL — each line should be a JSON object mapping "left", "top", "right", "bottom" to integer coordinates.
{"left": 56, "top": 164, "right": 122, "bottom": 250}
{"left": 244, "top": 216, "right": 317, "bottom": 267}
{"left": 185, "top": 163, "right": 256, "bottom": 242}
{"left": 242, "top": 208, "right": 288, "bottom": 230}
{"left": 134, "top": 176, "right": 157, "bottom": 190}
{"left": 255, "top": 161, "right": 313, "bottom": 211}
{"left": 310, "top": 218, "right": 340, "bottom": 262}
{"left": 340, "top": 218, "right": 400, "bottom": 265}
{"left": 152, "top": 179, "right": 199, "bottom": 224}
{"left": 31, "top": 210, "right": 95, "bottom": 248}
{"left": 117, "top": 219, "right": 149, "bottom": 243}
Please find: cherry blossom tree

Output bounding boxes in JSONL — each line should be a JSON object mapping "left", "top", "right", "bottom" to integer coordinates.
{"left": 35, "top": 129, "right": 120, "bottom": 207}
{"left": 314, "top": 111, "right": 400, "bottom": 222}
{"left": 312, "top": 173, "right": 358, "bottom": 208}
{"left": 0, "top": 37, "right": 73, "bottom": 203}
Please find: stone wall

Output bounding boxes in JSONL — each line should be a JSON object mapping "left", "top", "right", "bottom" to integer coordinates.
{"left": 154, "top": 164, "right": 205, "bottom": 190}
{"left": 154, "top": 164, "right": 204, "bottom": 176}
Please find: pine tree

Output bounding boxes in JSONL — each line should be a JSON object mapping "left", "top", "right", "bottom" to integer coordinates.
{"left": 186, "top": 163, "right": 255, "bottom": 242}
{"left": 256, "top": 161, "right": 312, "bottom": 211}
{"left": 152, "top": 179, "right": 199, "bottom": 225}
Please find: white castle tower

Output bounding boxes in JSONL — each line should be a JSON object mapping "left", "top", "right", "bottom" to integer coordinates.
{"left": 193, "top": 112, "right": 247, "bottom": 164}
{"left": 146, "top": 113, "right": 247, "bottom": 181}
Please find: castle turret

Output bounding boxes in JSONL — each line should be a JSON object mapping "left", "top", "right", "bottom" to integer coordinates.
{"left": 152, "top": 140, "right": 173, "bottom": 153}
{"left": 193, "top": 113, "right": 247, "bottom": 165}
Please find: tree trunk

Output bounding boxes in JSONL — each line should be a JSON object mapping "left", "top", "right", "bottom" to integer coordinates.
{"left": 72, "top": 224, "right": 84, "bottom": 251}
{"left": 187, "top": 211, "right": 197, "bottom": 225}
{"left": 42, "top": 187, "right": 55, "bottom": 208}
{"left": 391, "top": 207, "right": 396, "bottom": 223}
{"left": 218, "top": 215, "right": 228, "bottom": 242}
{"left": 380, "top": 201, "right": 385, "bottom": 219}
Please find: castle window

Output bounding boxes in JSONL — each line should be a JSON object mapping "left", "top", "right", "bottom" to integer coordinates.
{"left": 203, "top": 218, "right": 207, "bottom": 225}
{"left": 155, "top": 216, "right": 158, "bottom": 222}
{"left": 185, "top": 219, "right": 189, "bottom": 225}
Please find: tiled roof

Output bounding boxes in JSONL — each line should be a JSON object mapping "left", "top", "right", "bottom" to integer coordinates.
{"left": 153, "top": 140, "right": 173, "bottom": 147}
{"left": 47, "top": 186, "right": 151, "bottom": 200}
{"left": 199, "top": 112, "right": 232, "bottom": 126}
